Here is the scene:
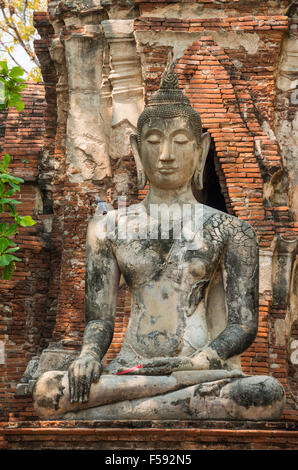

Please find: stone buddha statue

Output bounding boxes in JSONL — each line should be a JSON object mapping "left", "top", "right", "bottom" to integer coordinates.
{"left": 33, "top": 55, "right": 285, "bottom": 421}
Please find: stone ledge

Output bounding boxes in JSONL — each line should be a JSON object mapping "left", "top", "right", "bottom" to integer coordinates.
{"left": 1, "top": 419, "right": 297, "bottom": 430}
{"left": 1, "top": 421, "right": 297, "bottom": 450}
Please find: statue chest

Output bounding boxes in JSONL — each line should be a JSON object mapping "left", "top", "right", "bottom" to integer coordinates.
{"left": 114, "top": 235, "right": 220, "bottom": 289}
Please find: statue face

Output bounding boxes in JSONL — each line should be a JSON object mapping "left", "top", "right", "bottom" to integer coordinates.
{"left": 139, "top": 116, "right": 202, "bottom": 190}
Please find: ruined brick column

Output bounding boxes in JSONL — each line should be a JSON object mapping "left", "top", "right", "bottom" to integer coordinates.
{"left": 102, "top": 19, "right": 144, "bottom": 161}
{"left": 52, "top": 22, "right": 111, "bottom": 342}
{"left": 27, "top": 9, "right": 113, "bottom": 383}
{"left": 63, "top": 24, "right": 111, "bottom": 181}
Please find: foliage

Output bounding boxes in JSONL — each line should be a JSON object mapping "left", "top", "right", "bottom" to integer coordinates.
{"left": 0, "top": 62, "right": 35, "bottom": 280}
{"left": 0, "top": 60, "right": 27, "bottom": 110}
{"left": 0, "top": 0, "right": 47, "bottom": 81}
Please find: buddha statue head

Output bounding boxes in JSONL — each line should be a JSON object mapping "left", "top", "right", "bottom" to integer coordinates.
{"left": 130, "top": 52, "right": 211, "bottom": 191}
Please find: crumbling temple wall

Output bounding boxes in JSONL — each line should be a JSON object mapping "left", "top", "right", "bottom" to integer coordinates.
{"left": 0, "top": 83, "right": 50, "bottom": 420}
{"left": 0, "top": 0, "right": 297, "bottom": 435}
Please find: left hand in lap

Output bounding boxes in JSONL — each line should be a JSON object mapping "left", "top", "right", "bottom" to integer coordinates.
{"left": 191, "top": 347, "right": 224, "bottom": 370}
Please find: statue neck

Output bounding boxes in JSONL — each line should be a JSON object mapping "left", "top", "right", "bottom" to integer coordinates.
{"left": 143, "top": 184, "right": 197, "bottom": 209}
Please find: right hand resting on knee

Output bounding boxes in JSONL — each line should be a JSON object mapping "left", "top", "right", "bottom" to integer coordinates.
{"left": 68, "top": 354, "right": 102, "bottom": 403}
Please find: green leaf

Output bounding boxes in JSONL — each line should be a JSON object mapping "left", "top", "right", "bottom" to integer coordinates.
{"left": 2, "top": 268, "right": 12, "bottom": 280}
{"left": 0, "top": 254, "right": 21, "bottom": 267}
{"left": 19, "top": 216, "right": 36, "bottom": 227}
{"left": 5, "top": 224, "right": 18, "bottom": 236}
{"left": 0, "top": 222, "right": 7, "bottom": 234}
{"left": 8, "top": 92, "right": 21, "bottom": 100}
{"left": 9, "top": 67, "right": 25, "bottom": 78}
{"left": 7, "top": 98, "right": 18, "bottom": 108}
{"left": 5, "top": 247, "right": 19, "bottom": 253}
{"left": 8, "top": 206, "right": 17, "bottom": 217}
{"left": 0, "top": 173, "right": 23, "bottom": 184}
{"left": 3, "top": 189, "right": 16, "bottom": 197}
{"left": 15, "top": 100, "right": 25, "bottom": 112}
{"left": 2, "top": 263, "right": 14, "bottom": 280}
{"left": 0, "top": 198, "right": 21, "bottom": 204}
{"left": 7, "top": 181, "right": 20, "bottom": 191}
{"left": 3, "top": 153, "right": 10, "bottom": 170}
{"left": 0, "top": 61, "right": 9, "bottom": 75}
{"left": 0, "top": 237, "right": 9, "bottom": 252}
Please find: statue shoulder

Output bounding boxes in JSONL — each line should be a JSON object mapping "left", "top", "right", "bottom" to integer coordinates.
{"left": 87, "top": 210, "right": 117, "bottom": 249}
{"left": 87, "top": 203, "right": 146, "bottom": 247}
{"left": 202, "top": 206, "right": 257, "bottom": 242}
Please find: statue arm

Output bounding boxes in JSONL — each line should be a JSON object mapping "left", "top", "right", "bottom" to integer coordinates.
{"left": 68, "top": 215, "right": 120, "bottom": 402}
{"left": 81, "top": 215, "right": 121, "bottom": 361}
{"left": 209, "top": 218, "right": 259, "bottom": 361}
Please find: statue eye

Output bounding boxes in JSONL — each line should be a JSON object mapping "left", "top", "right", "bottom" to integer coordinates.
{"left": 173, "top": 135, "right": 189, "bottom": 144}
{"left": 147, "top": 136, "right": 161, "bottom": 144}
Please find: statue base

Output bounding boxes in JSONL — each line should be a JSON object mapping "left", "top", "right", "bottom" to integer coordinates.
{"left": 1, "top": 420, "right": 297, "bottom": 450}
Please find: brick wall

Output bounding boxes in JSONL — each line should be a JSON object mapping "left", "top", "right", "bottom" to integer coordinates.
{"left": 0, "top": 83, "right": 50, "bottom": 420}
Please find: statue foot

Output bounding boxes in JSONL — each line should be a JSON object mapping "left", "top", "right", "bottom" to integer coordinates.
{"left": 219, "top": 375, "right": 286, "bottom": 420}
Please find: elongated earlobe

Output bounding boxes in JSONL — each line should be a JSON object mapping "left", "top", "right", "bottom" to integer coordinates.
{"left": 193, "top": 132, "right": 211, "bottom": 191}
{"left": 130, "top": 134, "right": 147, "bottom": 190}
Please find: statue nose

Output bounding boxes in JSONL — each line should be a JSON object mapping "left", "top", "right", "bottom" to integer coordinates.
{"left": 159, "top": 141, "right": 175, "bottom": 162}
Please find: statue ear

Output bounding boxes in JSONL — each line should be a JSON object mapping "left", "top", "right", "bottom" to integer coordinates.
{"left": 193, "top": 132, "right": 211, "bottom": 191}
{"left": 130, "top": 134, "right": 147, "bottom": 190}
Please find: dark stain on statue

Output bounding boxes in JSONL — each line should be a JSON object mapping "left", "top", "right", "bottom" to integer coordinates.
{"left": 188, "top": 279, "right": 208, "bottom": 315}
{"left": 87, "top": 265, "right": 104, "bottom": 291}
{"left": 137, "top": 329, "right": 181, "bottom": 357}
{"left": 228, "top": 377, "right": 285, "bottom": 408}
{"left": 209, "top": 358, "right": 223, "bottom": 369}
{"left": 172, "top": 396, "right": 191, "bottom": 415}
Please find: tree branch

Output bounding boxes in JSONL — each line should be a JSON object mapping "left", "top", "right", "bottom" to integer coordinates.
{"left": 0, "top": 23, "right": 16, "bottom": 40}
{"left": 0, "top": 5, "right": 39, "bottom": 67}
{"left": 0, "top": 39, "right": 28, "bottom": 72}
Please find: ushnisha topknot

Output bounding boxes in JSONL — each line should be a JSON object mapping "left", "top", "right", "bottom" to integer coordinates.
{"left": 148, "top": 51, "right": 191, "bottom": 107}
{"left": 137, "top": 51, "right": 202, "bottom": 143}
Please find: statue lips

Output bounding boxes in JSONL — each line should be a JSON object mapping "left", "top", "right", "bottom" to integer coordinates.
{"left": 158, "top": 167, "right": 177, "bottom": 174}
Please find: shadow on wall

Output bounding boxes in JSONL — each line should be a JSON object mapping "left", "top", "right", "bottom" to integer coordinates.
{"left": 193, "top": 135, "right": 228, "bottom": 214}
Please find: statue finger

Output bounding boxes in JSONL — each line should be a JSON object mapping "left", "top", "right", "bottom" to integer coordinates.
{"left": 82, "top": 367, "right": 93, "bottom": 403}
{"left": 74, "top": 364, "right": 81, "bottom": 402}
{"left": 82, "top": 379, "right": 90, "bottom": 403}
{"left": 143, "top": 359, "right": 168, "bottom": 368}
{"left": 92, "top": 362, "right": 102, "bottom": 383}
{"left": 78, "top": 373, "right": 86, "bottom": 403}
{"left": 68, "top": 368, "right": 75, "bottom": 403}
{"left": 70, "top": 364, "right": 80, "bottom": 402}
{"left": 143, "top": 366, "right": 171, "bottom": 375}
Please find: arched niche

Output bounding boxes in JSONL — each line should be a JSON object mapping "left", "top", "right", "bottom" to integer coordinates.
{"left": 192, "top": 134, "right": 229, "bottom": 214}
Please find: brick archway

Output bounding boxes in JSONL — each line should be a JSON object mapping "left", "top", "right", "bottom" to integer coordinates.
{"left": 176, "top": 38, "right": 284, "bottom": 242}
